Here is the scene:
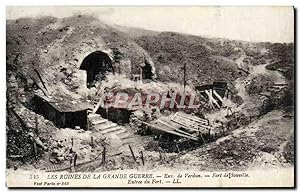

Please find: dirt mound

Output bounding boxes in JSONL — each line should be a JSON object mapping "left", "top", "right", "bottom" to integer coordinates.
{"left": 135, "top": 32, "right": 243, "bottom": 87}
{"left": 134, "top": 31, "right": 294, "bottom": 89}
{"left": 7, "top": 15, "right": 156, "bottom": 99}
{"left": 6, "top": 15, "right": 158, "bottom": 165}
{"left": 170, "top": 110, "right": 294, "bottom": 171}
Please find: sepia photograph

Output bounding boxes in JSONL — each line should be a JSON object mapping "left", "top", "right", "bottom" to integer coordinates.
{"left": 5, "top": 6, "right": 295, "bottom": 188}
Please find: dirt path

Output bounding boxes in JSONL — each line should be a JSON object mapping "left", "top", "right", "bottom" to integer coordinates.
{"left": 251, "top": 63, "right": 286, "bottom": 83}
{"left": 234, "top": 52, "right": 286, "bottom": 102}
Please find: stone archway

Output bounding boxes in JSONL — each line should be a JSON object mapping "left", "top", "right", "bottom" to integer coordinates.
{"left": 80, "top": 51, "right": 114, "bottom": 88}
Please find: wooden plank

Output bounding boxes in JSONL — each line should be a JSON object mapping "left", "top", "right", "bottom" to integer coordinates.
{"left": 174, "top": 128, "right": 197, "bottom": 138}
{"left": 205, "top": 89, "right": 220, "bottom": 109}
{"left": 223, "top": 89, "right": 229, "bottom": 99}
{"left": 205, "top": 89, "right": 213, "bottom": 109}
{"left": 32, "top": 77, "right": 50, "bottom": 96}
{"left": 8, "top": 108, "right": 30, "bottom": 129}
{"left": 209, "top": 89, "right": 221, "bottom": 108}
{"left": 102, "top": 146, "right": 106, "bottom": 166}
{"left": 142, "top": 122, "right": 198, "bottom": 141}
{"left": 8, "top": 155, "right": 24, "bottom": 159}
{"left": 92, "top": 97, "right": 103, "bottom": 114}
{"left": 32, "top": 136, "right": 48, "bottom": 150}
{"left": 170, "top": 119, "right": 194, "bottom": 131}
{"left": 199, "top": 133, "right": 206, "bottom": 144}
{"left": 33, "top": 141, "right": 37, "bottom": 160}
{"left": 172, "top": 115, "right": 211, "bottom": 131}
{"left": 213, "top": 89, "right": 224, "bottom": 103}
{"left": 128, "top": 145, "right": 136, "bottom": 162}
{"left": 172, "top": 117, "right": 212, "bottom": 133}
{"left": 198, "top": 124, "right": 213, "bottom": 130}
{"left": 172, "top": 119, "right": 209, "bottom": 135}
{"left": 157, "top": 119, "right": 180, "bottom": 130}
{"left": 176, "top": 112, "right": 209, "bottom": 125}
{"left": 157, "top": 119, "right": 198, "bottom": 138}
{"left": 273, "top": 83, "right": 288, "bottom": 86}
{"left": 174, "top": 120, "right": 209, "bottom": 136}
{"left": 171, "top": 112, "right": 178, "bottom": 120}
{"left": 140, "top": 151, "right": 144, "bottom": 166}
{"left": 160, "top": 118, "right": 182, "bottom": 129}
{"left": 237, "top": 67, "right": 250, "bottom": 75}
{"left": 177, "top": 112, "right": 207, "bottom": 121}
{"left": 199, "top": 93, "right": 208, "bottom": 101}
{"left": 34, "top": 69, "right": 48, "bottom": 92}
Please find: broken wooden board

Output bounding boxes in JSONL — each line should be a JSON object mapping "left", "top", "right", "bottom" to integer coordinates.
{"left": 173, "top": 112, "right": 209, "bottom": 125}
{"left": 171, "top": 112, "right": 212, "bottom": 133}
{"left": 156, "top": 119, "right": 198, "bottom": 138}
{"left": 142, "top": 121, "right": 199, "bottom": 141}
{"left": 143, "top": 112, "right": 213, "bottom": 141}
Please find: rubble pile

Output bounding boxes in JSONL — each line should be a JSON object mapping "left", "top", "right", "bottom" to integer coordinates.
{"left": 208, "top": 136, "right": 258, "bottom": 168}
{"left": 48, "top": 129, "right": 105, "bottom": 164}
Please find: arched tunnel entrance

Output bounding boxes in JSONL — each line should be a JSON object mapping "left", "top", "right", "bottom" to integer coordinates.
{"left": 80, "top": 51, "right": 114, "bottom": 88}
{"left": 142, "top": 61, "right": 154, "bottom": 80}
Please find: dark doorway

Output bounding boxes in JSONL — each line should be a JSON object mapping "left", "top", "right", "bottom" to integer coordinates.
{"left": 80, "top": 51, "right": 114, "bottom": 88}
{"left": 96, "top": 107, "right": 131, "bottom": 125}
{"left": 142, "top": 61, "right": 154, "bottom": 80}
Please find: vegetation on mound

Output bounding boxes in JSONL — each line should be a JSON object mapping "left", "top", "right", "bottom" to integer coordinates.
{"left": 135, "top": 32, "right": 244, "bottom": 88}
{"left": 7, "top": 15, "right": 155, "bottom": 99}
{"left": 135, "top": 31, "right": 294, "bottom": 89}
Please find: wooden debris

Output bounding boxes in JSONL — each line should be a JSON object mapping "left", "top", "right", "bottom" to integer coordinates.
{"left": 91, "top": 136, "right": 94, "bottom": 148}
{"left": 142, "top": 121, "right": 199, "bottom": 141}
{"left": 237, "top": 67, "right": 250, "bottom": 75}
{"left": 34, "top": 69, "right": 48, "bottom": 92}
{"left": 35, "top": 114, "right": 39, "bottom": 135}
{"left": 73, "top": 153, "right": 77, "bottom": 167}
{"left": 213, "top": 89, "right": 224, "bottom": 103}
{"left": 29, "top": 132, "right": 48, "bottom": 151}
{"left": 205, "top": 89, "right": 220, "bottom": 109}
{"left": 175, "top": 112, "right": 209, "bottom": 125}
{"left": 8, "top": 155, "right": 24, "bottom": 159}
{"left": 8, "top": 108, "right": 30, "bottom": 130}
{"left": 102, "top": 146, "right": 106, "bottom": 166}
{"left": 128, "top": 144, "right": 136, "bottom": 162}
{"left": 45, "top": 164, "right": 70, "bottom": 172}
{"left": 33, "top": 140, "right": 37, "bottom": 160}
{"left": 32, "top": 69, "right": 50, "bottom": 96}
{"left": 140, "top": 151, "right": 144, "bottom": 166}
{"left": 145, "top": 111, "right": 214, "bottom": 142}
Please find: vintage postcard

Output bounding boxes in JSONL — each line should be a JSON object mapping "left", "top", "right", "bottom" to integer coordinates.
{"left": 6, "top": 6, "right": 295, "bottom": 188}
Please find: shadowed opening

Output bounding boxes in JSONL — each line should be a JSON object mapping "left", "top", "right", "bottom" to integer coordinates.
{"left": 80, "top": 51, "right": 114, "bottom": 88}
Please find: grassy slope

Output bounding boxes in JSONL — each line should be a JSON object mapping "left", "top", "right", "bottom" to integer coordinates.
{"left": 132, "top": 30, "right": 295, "bottom": 168}
{"left": 135, "top": 32, "right": 242, "bottom": 88}
{"left": 134, "top": 31, "right": 294, "bottom": 90}
{"left": 6, "top": 15, "right": 155, "bottom": 157}
{"left": 7, "top": 15, "right": 156, "bottom": 97}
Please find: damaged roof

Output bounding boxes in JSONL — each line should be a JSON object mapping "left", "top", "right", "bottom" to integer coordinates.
{"left": 34, "top": 93, "right": 93, "bottom": 112}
